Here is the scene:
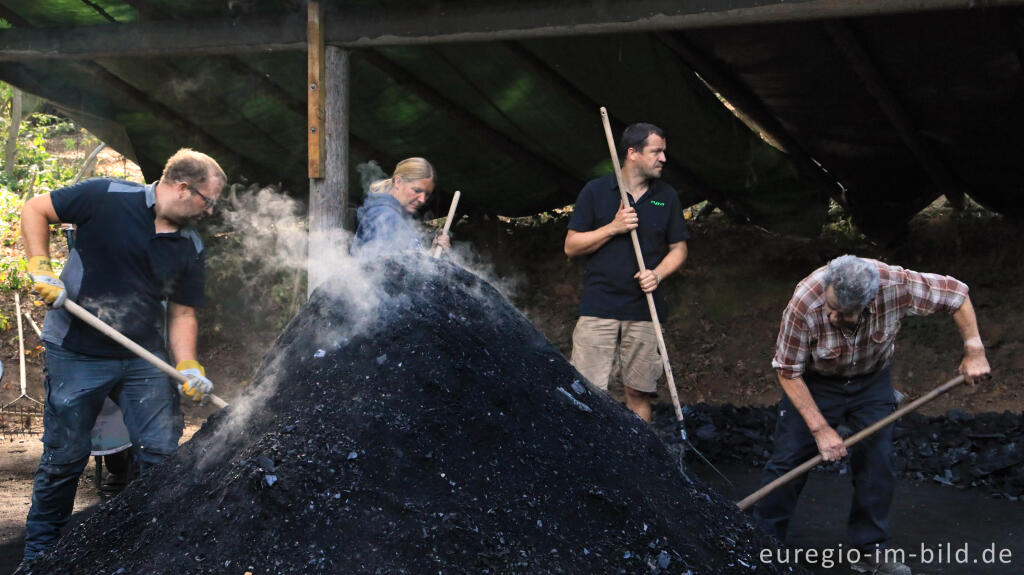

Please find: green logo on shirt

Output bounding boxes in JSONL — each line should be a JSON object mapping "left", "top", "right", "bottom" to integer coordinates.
{"left": 650, "top": 200, "right": 665, "bottom": 206}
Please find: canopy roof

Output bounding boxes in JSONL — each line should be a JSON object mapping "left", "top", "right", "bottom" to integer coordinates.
{"left": 1, "top": 0, "right": 1022, "bottom": 240}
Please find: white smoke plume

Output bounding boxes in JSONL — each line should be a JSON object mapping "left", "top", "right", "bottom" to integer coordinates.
{"left": 195, "top": 176, "right": 529, "bottom": 467}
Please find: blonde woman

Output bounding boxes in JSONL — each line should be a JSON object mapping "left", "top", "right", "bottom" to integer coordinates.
{"left": 352, "top": 157, "right": 450, "bottom": 256}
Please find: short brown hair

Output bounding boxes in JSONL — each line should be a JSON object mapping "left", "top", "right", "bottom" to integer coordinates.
{"left": 161, "top": 148, "right": 227, "bottom": 188}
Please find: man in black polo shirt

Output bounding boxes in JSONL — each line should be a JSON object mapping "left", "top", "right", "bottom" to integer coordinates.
{"left": 564, "top": 123, "right": 689, "bottom": 421}
{"left": 19, "top": 148, "right": 226, "bottom": 564}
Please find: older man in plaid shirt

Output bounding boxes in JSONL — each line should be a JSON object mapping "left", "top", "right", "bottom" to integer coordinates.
{"left": 754, "top": 255, "right": 990, "bottom": 575}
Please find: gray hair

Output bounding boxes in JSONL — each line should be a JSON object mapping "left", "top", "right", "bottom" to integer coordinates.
{"left": 825, "top": 255, "right": 880, "bottom": 312}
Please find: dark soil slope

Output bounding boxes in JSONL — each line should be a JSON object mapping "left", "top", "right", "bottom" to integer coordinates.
{"left": 25, "top": 258, "right": 800, "bottom": 575}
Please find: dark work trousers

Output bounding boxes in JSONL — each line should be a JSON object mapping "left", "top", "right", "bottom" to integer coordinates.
{"left": 24, "top": 343, "right": 183, "bottom": 560}
{"left": 753, "top": 366, "right": 897, "bottom": 552}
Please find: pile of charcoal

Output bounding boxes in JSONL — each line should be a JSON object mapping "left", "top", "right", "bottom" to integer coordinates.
{"left": 25, "top": 258, "right": 802, "bottom": 575}
{"left": 653, "top": 403, "right": 1024, "bottom": 499}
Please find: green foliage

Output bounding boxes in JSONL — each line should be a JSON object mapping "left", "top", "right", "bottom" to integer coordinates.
{"left": 1, "top": 82, "right": 94, "bottom": 297}
{"left": 0, "top": 112, "right": 82, "bottom": 194}
{"left": 0, "top": 185, "right": 27, "bottom": 294}
{"left": 0, "top": 256, "right": 27, "bottom": 291}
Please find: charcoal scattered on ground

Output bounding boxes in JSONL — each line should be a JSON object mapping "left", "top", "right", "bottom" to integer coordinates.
{"left": 653, "top": 404, "right": 1024, "bottom": 499}
{"left": 26, "top": 258, "right": 800, "bottom": 575}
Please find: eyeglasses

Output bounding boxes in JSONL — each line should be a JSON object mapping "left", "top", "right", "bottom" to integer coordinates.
{"left": 183, "top": 182, "right": 217, "bottom": 210}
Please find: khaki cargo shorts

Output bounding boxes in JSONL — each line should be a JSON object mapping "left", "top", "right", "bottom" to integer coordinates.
{"left": 570, "top": 316, "right": 663, "bottom": 393}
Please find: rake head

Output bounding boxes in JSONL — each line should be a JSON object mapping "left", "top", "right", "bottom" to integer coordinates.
{"left": 1, "top": 394, "right": 45, "bottom": 437}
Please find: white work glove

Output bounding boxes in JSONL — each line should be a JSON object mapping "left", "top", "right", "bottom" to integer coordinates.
{"left": 176, "top": 360, "right": 213, "bottom": 405}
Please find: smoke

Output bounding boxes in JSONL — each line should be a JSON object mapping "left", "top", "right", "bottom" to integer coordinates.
{"left": 212, "top": 183, "right": 308, "bottom": 274}
{"left": 195, "top": 180, "right": 530, "bottom": 465}
{"left": 198, "top": 182, "right": 391, "bottom": 465}
{"left": 443, "top": 235, "right": 521, "bottom": 301}
{"left": 165, "top": 70, "right": 218, "bottom": 103}
{"left": 355, "top": 160, "right": 387, "bottom": 201}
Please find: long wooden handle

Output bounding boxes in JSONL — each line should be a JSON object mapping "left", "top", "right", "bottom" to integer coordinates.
{"left": 63, "top": 300, "right": 228, "bottom": 409}
{"left": 736, "top": 374, "right": 966, "bottom": 511}
{"left": 24, "top": 311, "right": 42, "bottom": 338}
{"left": 599, "top": 108, "right": 684, "bottom": 422}
{"left": 15, "top": 291, "right": 27, "bottom": 396}
{"left": 432, "top": 190, "right": 461, "bottom": 258}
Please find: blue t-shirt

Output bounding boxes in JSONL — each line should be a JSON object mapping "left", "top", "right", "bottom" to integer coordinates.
{"left": 568, "top": 174, "right": 689, "bottom": 321}
{"left": 41, "top": 179, "right": 206, "bottom": 357}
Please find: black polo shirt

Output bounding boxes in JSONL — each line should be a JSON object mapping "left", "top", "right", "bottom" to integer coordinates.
{"left": 41, "top": 179, "right": 206, "bottom": 357}
{"left": 568, "top": 174, "right": 689, "bottom": 321}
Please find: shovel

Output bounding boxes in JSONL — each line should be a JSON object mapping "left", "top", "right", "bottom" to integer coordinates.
{"left": 598, "top": 108, "right": 729, "bottom": 485}
{"left": 736, "top": 374, "right": 967, "bottom": 511}
{"left": 62, "top": 300, "right": 228, "bottom": 409}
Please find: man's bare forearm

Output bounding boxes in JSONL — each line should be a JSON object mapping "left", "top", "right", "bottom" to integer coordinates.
{"left": 652, "top": 242, "right": 687, "bottom": 280}
{"left": 167, "top": 303, "right": 198, "bottom": 364}
{"left": 778, "top": 373, "right": 828, "bottom": 433}
{"left": 564, "top": 227, "right": 617, "bottom": 258}
{"left": 21, "top": 195, "right": 61, "bottom": 259}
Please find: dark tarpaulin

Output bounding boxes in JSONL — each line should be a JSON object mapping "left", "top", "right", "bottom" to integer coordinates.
{"left": 7, "top": 1, "right": 1024, "bottom": 239}
{"left": 685, "top": 7, "right": 1024, "bottom": 239}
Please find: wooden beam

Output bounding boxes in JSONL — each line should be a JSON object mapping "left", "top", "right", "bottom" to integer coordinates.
{"left": 0, "top": 60, "right": 245, "bottom": 172}
{"left": 655, "top": 31, "right": 842, "bottom": 200}
{"left": 308, "top": 2, "right": 325, "bottom": 179}
{"left": 824, "top": 20, "right": 966, "bottom": 209}
{"left": 79, "top": 0, "right": 118, "bottom": 23}
{"left": 0, "top": 12, "right": 307, "bottom": 61}
{"left": 308, "top": 46, "right": 349, "bottom": 296}
{"left": 4, "top": 1, "right": 1024, "bottom": 60}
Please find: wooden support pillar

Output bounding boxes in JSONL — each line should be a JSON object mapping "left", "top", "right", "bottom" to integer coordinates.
{"left": 308, "top": 2, "right": 325, "bottom": 178}
{"left": 307, "top": 3, "right": 350, "bottom": 297}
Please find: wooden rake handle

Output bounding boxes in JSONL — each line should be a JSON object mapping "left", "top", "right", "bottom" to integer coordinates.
{"left": 736, "top": 374, "right": 966, "bottom": 511}
{"left": 599, "top": 108, "right": 684, "bottom": 423}
{"left": 63, "top": 300, "right": 229, "bottom": 409}
{"left": 432, "top": 190, "right": 461, "bottom": 258}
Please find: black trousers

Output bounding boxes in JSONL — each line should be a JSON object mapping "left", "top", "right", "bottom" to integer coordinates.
{"left": 753, "top": 366, "right": 897, "bottom": 552}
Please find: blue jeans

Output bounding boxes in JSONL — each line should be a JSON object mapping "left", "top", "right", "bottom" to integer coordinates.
{"left": 754, "top": 366, "right": 897, "bottom": 552}
{"left": 24, "top": 344, "right": 183, "bottom": 560}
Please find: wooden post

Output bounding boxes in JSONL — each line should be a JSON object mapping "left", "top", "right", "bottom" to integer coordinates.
{"left": 307, "top": 1, "right": 325, "bottom": 179}
{"left": 307, "top": 45, "right": 350, "bottom": 297}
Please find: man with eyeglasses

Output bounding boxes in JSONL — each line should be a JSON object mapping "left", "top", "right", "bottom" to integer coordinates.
{"left": 17, "top": 148, "right": 227, "bottom": 566}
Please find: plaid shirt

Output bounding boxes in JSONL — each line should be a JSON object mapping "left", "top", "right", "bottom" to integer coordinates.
{"left": 772, "top": 260, "right": 969, "bottom": 379}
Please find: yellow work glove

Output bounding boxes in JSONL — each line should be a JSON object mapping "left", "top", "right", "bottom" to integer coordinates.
{"left": 177, "top": 360, "right": 214, "bottom": 404}
{"left": 27, "top": 256, "right": 67, "bottom": 307}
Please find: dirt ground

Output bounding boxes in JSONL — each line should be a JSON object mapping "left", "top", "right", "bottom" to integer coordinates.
{"left": 0, "top": 425, "right": 199, "bottom": 573}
